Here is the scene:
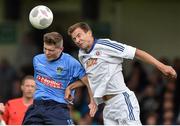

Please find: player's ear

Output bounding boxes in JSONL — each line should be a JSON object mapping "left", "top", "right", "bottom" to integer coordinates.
{"left": 88, "top": 31, "right": 92, "bottom": 36}
{"left": 60, "top": 47, "right": 64, "bottom": 51}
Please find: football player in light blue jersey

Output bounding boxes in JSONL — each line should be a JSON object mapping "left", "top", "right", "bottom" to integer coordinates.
{"left": 22, "top": 32, "right": 97, "bottom": 125}
{"left": 66, "top": 22, "right": 177, "bottom": 125}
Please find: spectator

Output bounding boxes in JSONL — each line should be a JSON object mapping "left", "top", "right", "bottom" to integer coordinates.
{"left": 127, "top": 61, "right": 149, "bottom": 94}
{"left": 0, "top": 103, "right": 5, "bottom": 125}
{"left": 0, "top": 75, "right": 35, "bottom": 125}
{"left": 145, "top": 112, "right": 158, "bottom": 125}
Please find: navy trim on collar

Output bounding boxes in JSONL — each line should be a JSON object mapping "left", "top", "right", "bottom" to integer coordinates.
{"left": 50, "top": 52, "right": 63, "bottom": 62}
{"left": 87, "top": 38, "right": 97, "bottom": 54}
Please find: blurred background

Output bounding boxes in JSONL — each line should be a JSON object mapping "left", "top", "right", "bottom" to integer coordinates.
{"left": 0, "top": 0, "right": 180, "bottom": 124}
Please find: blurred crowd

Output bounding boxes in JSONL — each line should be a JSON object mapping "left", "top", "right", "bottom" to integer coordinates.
{"left": 0, "top": 31, "right": 180, "bottom": 125}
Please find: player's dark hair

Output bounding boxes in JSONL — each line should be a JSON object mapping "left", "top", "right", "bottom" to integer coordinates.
{"left": 43, "top": 32, "right": 63, "bottom": 47}
{"left": 21, "top": 75, "right": 34, "bottom": 85}
{"left": 68, "top": 22, "right": 92, "bottom": 35}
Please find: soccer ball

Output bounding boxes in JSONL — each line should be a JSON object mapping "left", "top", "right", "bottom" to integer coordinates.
{"left": 29, "top": 5, "right": 53, "bottom": 29}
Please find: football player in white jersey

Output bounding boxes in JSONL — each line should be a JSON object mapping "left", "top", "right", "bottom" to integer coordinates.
{"left": 66, "top": 22, "right": 177, "bottom": 125}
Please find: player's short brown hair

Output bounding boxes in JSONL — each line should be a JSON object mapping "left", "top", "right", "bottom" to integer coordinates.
{"left": 43, "top": 32, "right": 63, "bottom": 47}
{"left": 68, "top": 22, "right": 92, "bottom": 35}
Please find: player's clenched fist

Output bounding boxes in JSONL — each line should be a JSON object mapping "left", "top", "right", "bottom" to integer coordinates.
{"left": 88, "top": 101, "right": 98, "bottom": 117}
{"left": 161, "top": 65, "right": 177, "bottom": 79}
{"left": 64, "top": 87, "right": 74, "bottom": 104}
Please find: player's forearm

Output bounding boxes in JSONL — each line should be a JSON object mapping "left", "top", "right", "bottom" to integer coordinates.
{"left": 80, "top": 76, "right": 94, "bottom": 102}
{"left": 135, "top": 48, "right": 165, "bottom": 70}
{"left": 86, "top": 83, "right": 94, "bottom": 102}
{"left": 68, "top": 80, "right": 85, "bottom": 90}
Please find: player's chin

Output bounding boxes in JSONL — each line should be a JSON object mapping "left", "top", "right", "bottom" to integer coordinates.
{"left": 46, "top": 56, "right": 54, "bottom": 61}
{"left": 77, "top": 45, "right": 83, "bottom": 49}
{"left": 79, "top": 45, "right": 86, "bottom": 49}
{"left": 47, "top": 58, "right": 53, "bottom": 61}
{"left": 25, "top": 94, "right": 34, "bottom": 98}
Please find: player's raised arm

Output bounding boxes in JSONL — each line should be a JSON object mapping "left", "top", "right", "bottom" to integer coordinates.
{"left": 135, "top": 48, "right": 177, "bottom": 79}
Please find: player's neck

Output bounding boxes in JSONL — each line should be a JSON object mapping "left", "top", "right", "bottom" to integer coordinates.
{"left": 85, "top": 37, "right": 95, "bottom": 53}
{"left": 50, "top": 52, "right": 63, "bottom": 62}
{"left": 22, "top": 97, "right": 33, "bottom": 107}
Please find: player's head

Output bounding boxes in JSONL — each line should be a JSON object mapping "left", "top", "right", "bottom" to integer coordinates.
{"left": 21, "top": 75, "right": 36, "bottom": 99}
{"left": 68, "top": 22, "right": 94, "bottom": 51}
{"left": 43, "top": 32, "right": 64, "bottom": 61}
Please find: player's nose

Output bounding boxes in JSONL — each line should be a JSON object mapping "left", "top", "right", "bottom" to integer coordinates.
{"left": 76, "top": 39, "right": 82, "bottom": 45}
{"left": 75, "top": 38, "right": 80, "bottom": 43}
{"left": 45, "top": 50, "right": 50, "bottom": 55}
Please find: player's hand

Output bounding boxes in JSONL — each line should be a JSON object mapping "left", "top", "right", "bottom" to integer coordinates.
{"left": 160, "top": 65, "right": 177, "bottom": 79}
{"left": 0, "top": 103, "right": 5, "bottom": 114}
{"left": 64, "top": 87, "right": 74, "bottom": 104}
{"left": 88, "top": 100, "right": 97, "bottom": 117}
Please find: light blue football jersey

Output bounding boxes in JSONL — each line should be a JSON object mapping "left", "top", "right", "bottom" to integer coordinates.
{"left": 33, "top": 52, "right": 86, "bottom": 104}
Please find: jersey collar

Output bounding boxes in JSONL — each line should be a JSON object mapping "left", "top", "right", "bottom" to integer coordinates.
{"left": 86, "top": 38, "right": 97, "bottom": 54}
{"left": 49, "top": 52, "right": 63, "bottom": 62}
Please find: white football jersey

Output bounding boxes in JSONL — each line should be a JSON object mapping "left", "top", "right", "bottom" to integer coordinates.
{"left": 79, "top": 38, "right": 136, "bottom": 104}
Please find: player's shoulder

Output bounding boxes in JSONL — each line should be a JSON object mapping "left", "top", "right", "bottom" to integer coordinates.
{"left": 96, "top": 38, "right": 112, "bottom": 43}
{"left": 96, "top": 38, "right": 117, "bottom": 46}
{"left": 7, "top": 98, "right": 22, "bottom": 105}
{"left": 33, "top": 54, "right": 46, "bottom": 63}
{"left": 96, "top": 38, "right": 124, "bottom": 47}
{"left": 62, "top": 52, "right": 75, "bottom": 60}
{"left": 62, "top": 53, "right": 79, "bottom": 62}
{"left": 62, "top": 52, "right": 71, "bottom": 58}
{"left": 96, "top": 38, "right": 123, "bottom": 44}
{"left": 33, "top": 53, "right": 46, "bottom": 60}
{"left": 95, "top": 38, "right": 114, "bottom": 48}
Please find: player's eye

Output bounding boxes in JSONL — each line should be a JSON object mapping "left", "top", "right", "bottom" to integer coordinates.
{"left": 77, "top": 33, "right": 81, "bottom": 38}
{"left": 72, "top": 37, "right": 76, "bottom": 41}
{"left": 44, "top": 48, "right": 54, "bottom": 52}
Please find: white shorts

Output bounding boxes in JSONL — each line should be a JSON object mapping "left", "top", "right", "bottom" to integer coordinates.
{"left": 103, "top": 91, "right": 142, "bottom": 125}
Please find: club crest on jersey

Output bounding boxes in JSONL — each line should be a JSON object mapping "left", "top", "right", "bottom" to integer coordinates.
{"left": 95, "top": 51, "right": 100, "bottom": 56}
{"left": 57, "top": 67, "right": 63, "bottom": 75}
{"left": 86, "top": 58, "right": 97, "bottom": 68}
